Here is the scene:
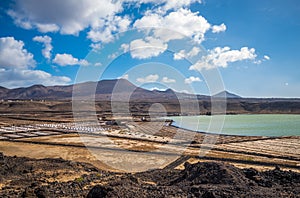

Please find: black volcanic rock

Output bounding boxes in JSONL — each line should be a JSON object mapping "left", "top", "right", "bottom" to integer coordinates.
{"left": 172, "top": 162, "right": 250, "bottom": 185}
{"left": 87, "top": 185, "right": 112, "bottom": 198}
{"left": 0, "top": 153, "right": 300, "bottom": 197}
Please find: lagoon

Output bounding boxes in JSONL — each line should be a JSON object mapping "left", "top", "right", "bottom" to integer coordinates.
{"left": 168, "top": 114, "right": 300, "bottom": 136}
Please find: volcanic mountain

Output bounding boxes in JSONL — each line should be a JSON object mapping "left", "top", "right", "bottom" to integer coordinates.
{"left": 0, "top": 79, "right": 209, "bottom": 101}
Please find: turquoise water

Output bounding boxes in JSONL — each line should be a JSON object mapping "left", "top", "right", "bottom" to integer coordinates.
{"left": 168, "top": 114, "right": 300, "bottom": 136}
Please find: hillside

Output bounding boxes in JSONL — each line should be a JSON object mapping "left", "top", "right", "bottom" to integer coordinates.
{"left": 0, "top": 79, "right": 185, "bottom": 101}
{"left": 0, "top": 79, "right": 233, "bottom": 101}
{"left": 0, "top": 79, "right": 299, "bottom": 114}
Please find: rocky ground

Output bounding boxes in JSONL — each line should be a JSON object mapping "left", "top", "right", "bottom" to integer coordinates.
{"left": 0, "top": 152, "right": 300, "bottom": 198}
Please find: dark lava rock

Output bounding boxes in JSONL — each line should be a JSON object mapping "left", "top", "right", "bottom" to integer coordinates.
{"left": 22, "top": 187, "right": 35, "bottom": 198}
{"left": 22, "top": 186, "right": 48, "bottom": 198}
{"left": 34, "top": 187, "right": 48, "bottom": 198}
{"left": 0, "top": 152, "right": 4, "bottom": 161}
{"left": 244, "top": 166, "right": 300, "bottom": 188}
{"left": 87, "top": 185, "right": 112, "bottom": 198}
{"left": 1, "top": 153, "right": 300, "bottom": 197}
{"left": 168, "top": 162, "right": 251, "bottom": 186}
{"left": 202, "top": 190, "right": 217, "bottom": 198}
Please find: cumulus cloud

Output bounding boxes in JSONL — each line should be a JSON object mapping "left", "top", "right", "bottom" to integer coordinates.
{"left": 33, "top": 35, "right": 53, "bottom": 59}
{"left": 87, "top": 15, "right": 131, "bottom": 43}
{"left": 120, "top": 43, "right": 129, "bottom": 53}
{"left": 0, "top": 37, "right": 70, "bottom": 88}
{"left": 0, "top": 69, "right": 71, "bottom": 88}
{"left": 0, "top": 37, "right": 35, "bottom": 69}
{"left": 129, "top": 37, "right": 167, "bottom": 59}
{"left": 53, "top": 53, "right": 89, "bottom": 66}
{"left": 173, "top": 47, "right": 200, "bottom": 60}
{"left": 134, "top": 8, "right": 211, "bottom": 43}
{"left": 161, "top": 77, "right": 176, "bottom": 83}
{"left": 90, "top": 43, "right": 101, "bottom": 52}
{"left": 189, "top": 46, "right": 257, "bottom": 70}
{"left": 131, "top": 8, "right": 211, "bottom": 59}
{"left": 36, "top": 23, "right": 59, "bottom": 33}
{"left": 7, "top": 0, "right": 123, "bottom": 35}
{"left": 184, "top": 76, "right": 202, "bottom": 84}
{"left": 6, "top": 0, "right": 221, "bottom": 49}
{"left": 211, "top": 23, "right": 226, "bottom": 33}
{"left": 136, "top": 74, "right": 159, "bottom": 83}
{"left": 163, "top": 0, "right": 202, "bottom": 11}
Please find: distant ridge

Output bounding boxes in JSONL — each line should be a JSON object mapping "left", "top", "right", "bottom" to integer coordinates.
{"left": 0, "top": 79, "right": 180, "bottom": 100}
{"left": 213, "top": 91, "right": 242, "bottom": 99}
{"left": 1, "top": 80, "right": 300, "bottom": 114}
{"left": 0, "top": 79, "right": 240, "bottom": 100}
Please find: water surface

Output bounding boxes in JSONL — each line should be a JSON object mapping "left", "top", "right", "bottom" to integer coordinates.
{"left": 168, "top": 114, "right": 300, "bottom": 136}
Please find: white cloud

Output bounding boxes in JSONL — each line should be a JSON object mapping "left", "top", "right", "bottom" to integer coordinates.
{"left": 184, "top": 76, "right": 202, "bottom": 84}
{"left": 264, "top": 55, "right": 270, "bottom": 60}
{"left": 150, "top": 87, "right": 166, "bottom": 91}
{"left": 90, "top": 43, "right": 101, "bottom": 52}
{"left": 120, "top": 43, "right": 129, "bottom": 53}
{"left": 136, "top": 74, "right": 159, "bottom": 83}
{"left": 94, "top": 62, "right": 102, "bottom": 66}
{"left": 189, "top": 46, "right": 257, "bottom": 70}
{"left": 87, "top": 15, "right": 131, "bottom": 43}
{"left": 36, "top": 23, "right": 59, "bottom": 33}
{"left": 133, "top": 12, "right": 162, "bottom": 28}
{"left": 129, "top": 37, "right": 167, "bottom": 59}
{"left": 6, "top": 0, "right": 206, "bottom": 46}
{"left": 0, "top": 37, "right": 71, "bottom": 88}
{"left": 173, "top": 46, "right": 200, "bottom": 60}
{"left": 161, "top": 77, "right": 176, "bottom": 83}
{"left": 7, "top": 0, "right": 212, "bottom": 48}
{"left": 7, "top": 0, "right": 123, "bottom": 35}
{"left": 134, "top": 8, "right": 211, "bottom": 43}
{"left": 254, "top": 60, "right": 262, "bottom": 65}
{"left": 211, "top": 23, "right": 226, "bottom": 33}
{"left": 254, "top": 55, "right": 271, "bottom": 64}
{"left": 6, "top": 10, "right": 33, "bottom": 30}
{"left": 0, "top": 69, "right": 70, "bottom": 88}
{"left": 53, "top": 53, "right": 89, "bottom": 66}
{"left": 163, "top": 0, "right": 202, "bottom": 11}
{"left": 0, "top": 37, "right": 35, "bottom": 69}
{"left": 33, "top": 35, "right": 53, "bottom": 59}
{"left": 108, "top": 52, "right": 118, "bottom": 59}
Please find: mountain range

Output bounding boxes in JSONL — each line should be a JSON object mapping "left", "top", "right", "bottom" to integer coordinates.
{"left": 0, "top": 79, "right": 240, "bottom": 101}
{"left": 0, "top": 79, "right": 299, "bottom": 114}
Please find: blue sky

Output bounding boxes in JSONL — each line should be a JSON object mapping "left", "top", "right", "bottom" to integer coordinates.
{"left": 0, "top": 0, "right": 299, "bottom": 97}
